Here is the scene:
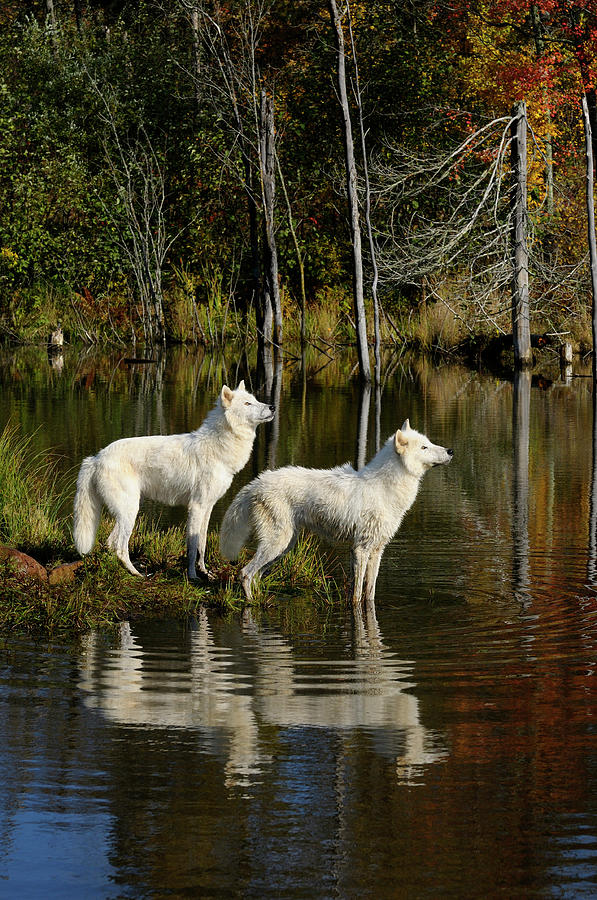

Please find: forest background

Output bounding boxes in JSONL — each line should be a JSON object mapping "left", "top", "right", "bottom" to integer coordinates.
{"left": 0, "top": 0, "right": 596, "bottom": 360}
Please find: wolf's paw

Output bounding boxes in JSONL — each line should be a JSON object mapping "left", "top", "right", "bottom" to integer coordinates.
{"left": 189, "top": 569, "right": 216, "bottom": 583}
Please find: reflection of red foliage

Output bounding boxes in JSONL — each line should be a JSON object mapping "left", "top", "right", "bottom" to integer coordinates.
{"left": 81, "top": 370, "right": 95, "bottom": 389}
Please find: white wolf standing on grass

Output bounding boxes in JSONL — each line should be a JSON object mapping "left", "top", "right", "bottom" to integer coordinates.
{"left": 73, "top": 381, "right": 274, "bottom": 579}
{"left": 220, "top": 419, "right": 453, "bottom": 605}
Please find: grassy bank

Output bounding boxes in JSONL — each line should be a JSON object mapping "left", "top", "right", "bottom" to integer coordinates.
{"left": 0, "top": 424, "right": 341, "bottom": 637}
{"left": 0, "top": 530, "right": 340, "bottom": 637}
{"left": 2, "top": 271, "right": 593, "bottom": 361}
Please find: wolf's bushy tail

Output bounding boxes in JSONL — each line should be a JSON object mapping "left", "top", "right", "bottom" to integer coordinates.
{"left": 220, "top": 483, "right": 255, "bottom": 560}
{"left": 73, "top": 457, "right": 102, "bottom": 555}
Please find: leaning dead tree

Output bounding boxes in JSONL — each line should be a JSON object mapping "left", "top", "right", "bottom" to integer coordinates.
{"left": 328, "top": 0, "right": 371, "bottom": 383}
{"left": 372, "top": 107, "right": 583, "bottom": 352}
{"left": 373, "top": 101, "right": 597, "bottom": 360}
{"left": 373, "top": 113, "right": 515, "bottom": 332}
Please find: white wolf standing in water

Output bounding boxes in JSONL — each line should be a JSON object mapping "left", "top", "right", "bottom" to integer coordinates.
{"left": 73, "top": 382, "right": 274, "bottom": 579}
{"left": 220, "top": 419, "right": 453, "bottom": 604}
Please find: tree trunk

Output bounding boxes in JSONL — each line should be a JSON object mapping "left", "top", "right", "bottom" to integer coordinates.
{"left": 46, "top": 0, "right": 58, "bottom": 50}
{"left": 46, "top": 0, "right": 57, "bottom": 29}
{"left": 328, "top": 0, "right": 371, "bottom": 382}
{"left": 190, "top": 7, "right": 202, "bottom": 112}
{"left": 266, "top": 350, "right": 283, "bottom": 469}
{"left": 510, "top": 102, "right": 532, "bottom": 369}
{"left": 259, "top": 90, "right": 282, "bottom": 346}
{"left": 586, "top": 89, "right": 597, "bottom": 168}
{"left": 347, "top": 0, "right": 381, "bottom": 386}
{"left": 582, "top": 95, "right": 597, "bottom": 381}
{"left": 355, "top": 382, "right": 371, "bottom": 470}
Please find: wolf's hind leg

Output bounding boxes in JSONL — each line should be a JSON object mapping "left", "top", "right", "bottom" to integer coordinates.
{"left": 114, "top": 518, "right": 143, "bottom": 576}
{"left": 106, "top": 524, "right": 118, "bottom": 550}
{"left": 240, "top": 531, "right": 295, "bottom": 601}
{"left": 260, "top": 534, "right": 298, "bottom": 575}
{"left": 111, "top": 502, "right": 142, "bottom": 577}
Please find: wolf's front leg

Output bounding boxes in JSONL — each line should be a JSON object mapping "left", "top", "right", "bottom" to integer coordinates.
{"left": 363, "top": 547, "right": 384, "bottom": 605}
{"left": 187, "top": 501, "right": 215, "bottom": 581}
{"left": 350, "top": 547, "right": 369, "bottom": 606}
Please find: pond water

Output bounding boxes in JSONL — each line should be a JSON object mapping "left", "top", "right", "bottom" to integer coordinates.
{"left": 1, "top": 345, "right": 597, "bottom": 898}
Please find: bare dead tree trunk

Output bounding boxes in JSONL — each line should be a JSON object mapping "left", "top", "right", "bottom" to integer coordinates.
{"left": 347, "top": 0, "right": 381, "bottom": 386}
{"left": 266, "top": 351, "right": 283, "bottom": 469}
{"left": 510, "top": 102, "right": 532, "bottom": 369}
{"left": 586, "top": 89, "right": 597, "bottom": 168}
{"left": 45, "top": 0, "right": 58, "bottom": 50}
{"left": 259, "top": 89, "right": 282, "bottom": 346}
{"left": 355, "top": 381, "right": 371, "bottom": 470}
{"left": 189, "top": 6, "right": 202, "bottom": 111}
{"left": 328, "top": 0, "right": 371, "bottom": 383}
{"left": 582, "top": 95, "right": 597, "bottom": 381}
{"left": 45, "top": 0, "right": 57, "bottom": 29}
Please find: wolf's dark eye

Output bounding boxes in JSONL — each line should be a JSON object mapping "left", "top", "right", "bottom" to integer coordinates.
{"left": 421, "top": 446, "right": 428, "bottom": 450}
{"left": 244, "top": 401, "right": 252, "bottom": 406}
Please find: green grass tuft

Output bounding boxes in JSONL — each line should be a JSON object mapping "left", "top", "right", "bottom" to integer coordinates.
{"left": 0, "top": 422, "right": 71, "bottom": 551}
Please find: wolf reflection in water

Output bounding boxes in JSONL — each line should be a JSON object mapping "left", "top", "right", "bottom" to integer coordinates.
{"left": 79, "top": 610, "right": 448, "bottom": 787}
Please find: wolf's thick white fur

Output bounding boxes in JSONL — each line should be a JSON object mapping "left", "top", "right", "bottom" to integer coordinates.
{"left": 73, "top": 381, "right": 274, "bottom": 579}
{"left": 220, "top": 419, "right": 453, "bottom": 604}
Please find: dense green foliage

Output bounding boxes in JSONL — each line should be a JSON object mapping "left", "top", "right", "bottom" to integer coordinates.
{"left": 0, "top": 0, "right": 595, "bottom": 350}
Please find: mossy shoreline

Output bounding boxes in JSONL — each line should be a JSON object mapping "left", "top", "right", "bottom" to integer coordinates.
{"left": 0, "top": 423, "right": 341, "bottom": 637}
{"left": 0, "top": 528, "right": 342, "bottom": 638}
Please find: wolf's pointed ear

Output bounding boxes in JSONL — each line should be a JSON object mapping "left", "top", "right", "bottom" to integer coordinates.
{"left": 236, "top": 379, "right": 245, "bottom": 391}
{"left": 221, "top": 385, "right": 234, "bottom": 408}
{"left": 401, "top": 418, "right": 410, "bottom": 431}
{"left": 394, "top": 429, "right": 409, "bottom": 454}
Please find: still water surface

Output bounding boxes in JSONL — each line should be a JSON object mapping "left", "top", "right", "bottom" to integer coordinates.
{"left": 1, "top": 347, "right": 597, "bottom": 897}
